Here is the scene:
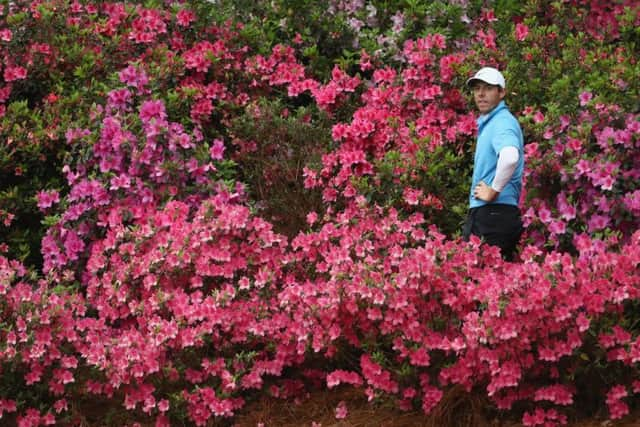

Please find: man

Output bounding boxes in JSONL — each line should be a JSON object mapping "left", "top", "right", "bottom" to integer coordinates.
{"left": 462, "top": 67, "right": 524, "bottom": 261}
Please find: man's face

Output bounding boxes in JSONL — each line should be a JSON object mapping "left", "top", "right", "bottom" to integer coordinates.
{"left": 472, "top": 82, "right": 505, "bottom": 115}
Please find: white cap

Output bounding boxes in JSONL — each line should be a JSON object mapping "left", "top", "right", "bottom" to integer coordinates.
{"left": 466, "top": 67, "right": 505, "bottom": 89}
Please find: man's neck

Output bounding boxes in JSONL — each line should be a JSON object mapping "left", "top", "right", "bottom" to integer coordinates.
{"left": 479, "top": 101, "right": 505, "bottom": 118}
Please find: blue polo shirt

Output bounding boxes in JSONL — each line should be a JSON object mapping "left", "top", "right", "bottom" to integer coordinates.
{"left": 469, "top": 101, "right": 524, "bottom": 208}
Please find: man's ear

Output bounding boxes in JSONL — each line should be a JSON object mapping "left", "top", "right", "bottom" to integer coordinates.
{"left": 499, "top": 88, "right": 506, "bottom": 100}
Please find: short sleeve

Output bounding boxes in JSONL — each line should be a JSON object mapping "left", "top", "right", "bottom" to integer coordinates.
{"left": 492, "top": 126, "right": 520, "bottom": 153}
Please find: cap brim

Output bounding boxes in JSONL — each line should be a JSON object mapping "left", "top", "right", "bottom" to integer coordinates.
{"left": 466, "top": 77, "right": 503, "bottom": 88}
{"left": 466, "top": 77, "right": 483, "bottom": 87}
{"left": 467, "top": 77, "right": 493, "bottom": 86}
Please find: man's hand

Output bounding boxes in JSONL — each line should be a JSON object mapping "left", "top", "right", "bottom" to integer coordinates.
{"left": 474, "top": 180, "right": 499, "bottom": 202}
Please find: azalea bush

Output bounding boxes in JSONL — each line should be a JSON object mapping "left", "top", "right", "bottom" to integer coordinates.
{"left": 0, "top": 1, "right": 640, "bottom": 426}
{"left": 491, "top": 0, "right": 640, "bottom": 252}
{"left": 226, "top": 98, "right": 329, "bottom": 236}
{"left": 287, "top": 204, "right": 640, "bottom": 423}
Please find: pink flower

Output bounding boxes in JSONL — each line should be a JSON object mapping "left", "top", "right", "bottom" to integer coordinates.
{"left": 403, "top": 188, "right": 422, "bottom": 206}
{"left": 576, "top": 313, "right": 590, "bottom": 332}
{"left": 209, "top": 139, "right": 226, "bottom": 160}
{"left": 36, "top": 190, "right": 60, "bottom": 211}
{"left": 3, "top": 66, "right": 27, "bottom": 82}
{"left": 534, "top": 384, "right": 574, "bottom": 405}
{"left": 415, "top": 84, "right": 442, "bottom": 101}
{"left": 119, "top": 65, "right": 149, "bottom": 90}
{"left": 606, "top": 385, "right": 629, "bottom": 419}
{"left": 306, "top": 211, "right": 318, "bottom": 225}
{"left": 482, "top": 10, "right": 498, "bottom": 22}
{"left": 579, "top": 91, "right": 593, "bottom": 106}
{"left": 63, "top": 230, "right": 85, "bottom": 261}
{"left": 409, "top": 347, "right": 431, "bottom": 367}
{"left": 312, "top": 83, "right": 339, "bottom": 111}
{"left": 548, "top": 219, "right": 566, "bottom": 235}
{"left": 0, "top": 29, "right": 12, "bottom": 42}
{"left": 421, "top": 385, "right": 443, "bottom": 414}
{"left": 109, "top": 174, "right": 131, "bottom": 191}
{"left": 17, "top": 408, "right": 43, "bottom": 427}
{"left": 176, "top": 9, "right": 195, "bottom": 27}
{"left": 158, "top": 399, "right": 170, "bottom": 412}
{"left": 42, "top": 412, "right": 56, "bottom": 425}
{"left": 326, "top": 370, "right": 362, "bottom": 388}
{"left": 390, "top": 11, "right": 405, "bottom": 33}
{"left": 557, "top": 200, "right": 576, "bottom": 222}
{"left": 0, "top": 399, "right": 17, "bottom": 417}
{"left": 476, "top": 29, "right": 497, "bottom": 49}
{"left": 53, "top": 399, "right": 68, "bottom": 413}
{"left": 55, "top": 369, "right": 74, "bottom": 384}
{"left": 303, "top": 167, "right": 319, "bottom": 188}
{"left": 587, "top": 214, "right": 610, "bottom": 232}
{"left": 360, "top": 354, "right": 398, "bottom": 393}
{"left": 191, "top": 98, "right": 213, "bottom": 122}
{"left": 598, "top": 174, "right": 615, "bottom": 191}
{"left": 139, "top": 100, "right": 167, "bottom": 123}
{"left": 612, "top": 326, "right": 631, "bottom": 345}
{"left": 183, "top": 42, "right": 216, "bottom": 72}
{"left": 566, "top": 137, "right": 582, "bottom": 152}
{"left": 487, "top": 361, "right": 522, "bottom": 396}
{"left": 623, "top": 190, "right": 640, "bottom": 214}
{"left": 537, "top": 206, "right": 552, "bottom": 224}
{"left": 335, "top": 401, "right": 348, "bottom": 419}
{"left": 129, "top": 9, "right": 167, "bottom": 44}
{"left": 574, "top": 159, "right": 591, "bottom": 176}
{"left": 85, "top": 381, "right": 103, "bottom": 395}
{"left": 515, "top": 23, "right": 529, "bottom": 41}
{"left": 107, "top": 88, "right": 132, "bottom": 111}
{"left": 0, "top": 85, "right": 11, "bottom": 103}
{"left": 533, "top": 111, "right": 545, "bottom": 123}
{"left": 522, "top": 408, "right": 567, "bottom": 426}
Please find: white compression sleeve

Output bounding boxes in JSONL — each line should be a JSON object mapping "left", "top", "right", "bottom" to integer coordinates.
{"left": 491, "top": 146, "right": 519, "bottom": 192}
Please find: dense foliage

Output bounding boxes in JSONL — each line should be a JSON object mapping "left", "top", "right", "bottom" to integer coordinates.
{"left": 0, "top": 1, "right": 639, "bottom": 426}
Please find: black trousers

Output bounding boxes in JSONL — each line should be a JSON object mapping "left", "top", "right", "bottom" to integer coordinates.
{"left": 462, "top": 204, "right": 523, "bottom": 261}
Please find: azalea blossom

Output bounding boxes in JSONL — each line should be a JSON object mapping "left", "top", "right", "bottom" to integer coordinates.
{"left": 36, "top": 190, "right": 60, "bottom": 211}
{"left": 3, "top": 66, "right": 27, "bottom": 81}
{"left": 515, "top": 23, "right": 529, "bottom": 41}
{"left": 0, "top": 28, "right": 12, "bottom": 41}
{"left": 1, "top": 2, "right": 639, "bottom": 425}
{"left": 579, "top": 91, "right": 593, "bottom": 106}
{"left": 209, "top": 139, "right": 226, "bottom": 160}
{"left": 335, "top": 401, "right": 348, "bottom": 419}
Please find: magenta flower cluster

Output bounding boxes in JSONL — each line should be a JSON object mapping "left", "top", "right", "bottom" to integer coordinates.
{"left": 0, "top": 1, "right": 639, "bottom": 426}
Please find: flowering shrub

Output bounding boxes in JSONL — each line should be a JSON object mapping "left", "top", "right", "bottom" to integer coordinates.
{"left": 226, "top": 99, "right": 330, "bottom": 236}
{"left": 2, "top": 195, "right": 293, "bottom": 426}
{"left": 0, "top": 0, "right": 639, "bottom": 426}
{"left": 80, "top": 196, "right": 293, "bottom": 426}
{"left": 300, "top": 32, "right": 476, "bottom": 235}
{"left": 490, "top": 0, "right": 640, "bottom": 252}
{"left": 287, "top": 204, "right": 640, "bottom": 423}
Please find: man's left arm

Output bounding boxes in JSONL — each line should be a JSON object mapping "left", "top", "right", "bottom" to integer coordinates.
{"left": 474, "top": 139, "right": 520, "bottom": 202}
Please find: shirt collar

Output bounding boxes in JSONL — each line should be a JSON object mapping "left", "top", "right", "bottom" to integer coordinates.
{"left": 477, "top": 100, "right": 507, "bottom": 127}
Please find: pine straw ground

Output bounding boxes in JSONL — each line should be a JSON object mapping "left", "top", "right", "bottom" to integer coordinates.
{"left": 24, "top": 384, "right": 639, "bottom": 426}
{"left": 233, "top": 386, "right": 640, "bottom": 427}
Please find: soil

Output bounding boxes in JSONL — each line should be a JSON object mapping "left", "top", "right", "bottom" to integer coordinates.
{"left": 12, "top": 386, "right": 636, "bottom": 426}
{"left": 233, "top": 387, "right": 640, "bottom": 427}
